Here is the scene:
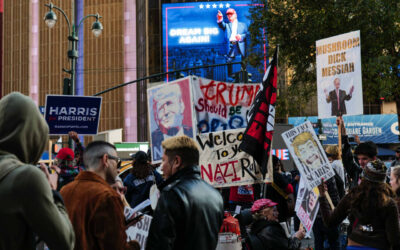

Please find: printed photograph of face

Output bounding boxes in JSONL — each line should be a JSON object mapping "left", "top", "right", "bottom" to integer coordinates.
{"left": 301, "top": 187, "right": 319, "bottom": 219}
{"left": 292, "top": 132, "right": 324, "bottom": 173}
{"left": 148, "top": 79, "right": 194, "bottom": 163}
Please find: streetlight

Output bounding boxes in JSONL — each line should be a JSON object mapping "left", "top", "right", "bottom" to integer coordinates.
{"left": 44, "top": 2, "right": 103, "bottom": 96}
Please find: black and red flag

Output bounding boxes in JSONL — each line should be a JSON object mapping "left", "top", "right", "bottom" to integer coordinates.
{"left": 239, "top": 49, "right": 278, "bottom": 178}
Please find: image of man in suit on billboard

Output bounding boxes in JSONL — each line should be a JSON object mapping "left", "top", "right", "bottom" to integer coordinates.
{"left": 217, "top": 8, "right": 248, "bottom": 76}
{"left": 150, "top": 83, "right": 194, "bottom": 162}
{"left": 324, "top": 78, "right": 354, "bottom": 116}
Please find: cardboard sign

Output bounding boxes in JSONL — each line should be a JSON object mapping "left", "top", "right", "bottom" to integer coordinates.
{"left": 316, "top": 30, "right": 363, "bottom": 118}
{"left": 282, "top": 121, "right": 335, "bottom": 190}
{"left": 197, "top": 128, "right": 268, "bottom": 187}
{"left": 45, "top": 95, "right": 102, "bottom": 135}
{"left": 295, "top": 178, "right": 320, "bottom": 234}
{"left": 147, "top": 77, "right": 196, "bottom": 163}
{"left": 126, "top": 215, "right": 153, "bottom": 250}
{"left": 192, "top": 76, "right": 260, "bottom": 133}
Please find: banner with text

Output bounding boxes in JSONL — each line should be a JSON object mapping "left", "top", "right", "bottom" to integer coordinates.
{"left": 126, "top": 215, "right": 152, "bottom": 250}
{"left": 282, "top": 121, "right": 335, "bottom": 190}
{"left": 288, "top": 114, "right": 400, "bottom": 144}
{"left": 192, "top": 76, "right": 260, "bottom": 134}
{"left": 45, "top": 95, "right": 102, "bottom": 135}
{"left": 316, "top": 30, "right": 363, "bottom": 118}
{"left": 197, "top": 128, "right": 269, "bottom": 187}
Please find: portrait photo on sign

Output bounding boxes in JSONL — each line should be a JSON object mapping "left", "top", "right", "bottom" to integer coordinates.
{"left": 316, "top": 30, "right": 363, "bottom": 119}
{"left": 147, "top": 78, "right": 196, "bottom": 163}
{"left": 295, "top": 178, "right": 320, "bottom": 233}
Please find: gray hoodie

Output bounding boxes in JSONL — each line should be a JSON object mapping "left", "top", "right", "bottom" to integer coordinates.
{"left": 0, "top": 92, "right": 75, "bottom": 250}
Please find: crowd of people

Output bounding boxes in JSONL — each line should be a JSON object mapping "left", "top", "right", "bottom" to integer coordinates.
{"left": 1, "top": 92, "right": 400, "bottom": 250}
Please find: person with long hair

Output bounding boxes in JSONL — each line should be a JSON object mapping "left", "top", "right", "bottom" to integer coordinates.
{"left": 318, "top": 160, "right": 400, "bottom": 250}
{"left": 389, "top": 165, "right": 400, "bottom": 217}
{"left": 123, "top": 151, "right": 163, "bottom": 209}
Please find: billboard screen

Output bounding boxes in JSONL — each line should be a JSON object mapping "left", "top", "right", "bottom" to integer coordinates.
{"left": 162, "top": 1, "right": 266, "bottom": 83}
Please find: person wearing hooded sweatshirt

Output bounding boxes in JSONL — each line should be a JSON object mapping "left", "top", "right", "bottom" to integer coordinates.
{"left": 0, "top": 92, "right": 75, "bottom": 250}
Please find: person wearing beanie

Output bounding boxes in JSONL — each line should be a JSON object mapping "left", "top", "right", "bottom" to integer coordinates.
{"left": 249, "top": 198, "right": 305, "bottom": 250}
{"left": 56, "top": 147, "right": 84, "bottom": 191}
{"left": 318, "top": 159, "right": 400, "bottom": 249}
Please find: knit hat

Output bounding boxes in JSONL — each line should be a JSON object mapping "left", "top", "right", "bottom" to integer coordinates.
{"left": 251, "top": 199, "right": 278, "bottom": 214}
{"left": 56, "top": 148, "right": 74, "bottom": 161}
{"left": 363, "top": 159, "right": 387, "bottom": 183}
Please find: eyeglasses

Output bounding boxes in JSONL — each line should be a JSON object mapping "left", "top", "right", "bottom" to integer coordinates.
{"left": 99, "top": 154, "right": 121, "bottom": 168}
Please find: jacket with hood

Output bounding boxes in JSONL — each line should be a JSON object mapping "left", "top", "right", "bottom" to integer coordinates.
{"left": 0, "top": 92, "right": 75, "bottom": 250}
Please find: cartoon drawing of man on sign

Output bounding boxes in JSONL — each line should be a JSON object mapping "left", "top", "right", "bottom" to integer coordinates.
{"left": 292, "top": 132, "right": 323, "bottom": 175}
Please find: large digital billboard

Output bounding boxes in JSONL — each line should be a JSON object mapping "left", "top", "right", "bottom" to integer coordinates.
{"left": 162, "top": 1, "right": 266, "bottom": 83}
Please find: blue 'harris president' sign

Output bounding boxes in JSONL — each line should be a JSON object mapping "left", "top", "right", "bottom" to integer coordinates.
{"left": 45, "top": 95, "right": 102, "bottom": 135}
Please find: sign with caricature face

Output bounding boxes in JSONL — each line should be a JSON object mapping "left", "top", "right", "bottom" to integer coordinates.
{"left": 282, "top": 121, "right": 335, "bottom": 190}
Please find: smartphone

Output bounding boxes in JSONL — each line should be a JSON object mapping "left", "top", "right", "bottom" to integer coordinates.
{"left": 126, "top": 213, "right": 144, "bottom": 226}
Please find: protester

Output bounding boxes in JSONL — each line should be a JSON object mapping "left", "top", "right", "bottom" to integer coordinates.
{"left": 264, "top": 155, "right": 294, "bottom": 223}
{"left": 318, "top": 160, "right": 400, "bottom": 249}
{"left": 326, "top": 145, "right": 347, "bottom": 192}
{"left": 123, "top": 150, "right": 163, "bottom": 209}
{"left": 146, "top": 135, "right": 224, "bottom": 250}
{"left": 249, "top": 199, "right": 305, "bottom": 249}
{"left": 55, "top": 147, "right": 83, "bottom": 190}
{"left": 338, "top": 116, "right": 378, "bottom": 188}
{"left": 0, "top": 92, "right": 75, "bottom": 249}
{"left": 387, "top": 147, "right": 400, "bottom": 182}
{"left": 60, "top": 141, "right": 139, "bottom": 250}
{"left": 389, "top": 165, "right": 400, "bottom": 217}
{"left": 312, "top": 174, "right": 341, "bottom": 250}
{"left": 111, "top": 176, "right": 130, "bottom": 207}
{"left": 290, "top": 169, "right": 301, "bottom": 231}
{"left": 68, "top": 131, "right": 85, "bottom": 168}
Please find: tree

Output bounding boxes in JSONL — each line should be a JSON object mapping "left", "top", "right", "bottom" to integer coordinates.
{"left": 248, "top": 0, "right": 400, "bottom": 125}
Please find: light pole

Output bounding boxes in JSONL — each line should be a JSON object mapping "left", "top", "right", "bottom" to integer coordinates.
{"left": 44, "top": 2, "right": 103, "bottom": 96}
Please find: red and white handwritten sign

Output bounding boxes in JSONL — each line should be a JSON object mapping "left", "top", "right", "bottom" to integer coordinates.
{"left": 192, "top": 77, "right": 260, "bottom": 133}
{"left": 196, "top": 128, "right": 267, "bottom": 187}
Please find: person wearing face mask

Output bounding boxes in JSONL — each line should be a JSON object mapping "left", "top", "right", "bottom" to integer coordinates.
{"left": 249, "top": 199, "right": 305, "bottom": 250}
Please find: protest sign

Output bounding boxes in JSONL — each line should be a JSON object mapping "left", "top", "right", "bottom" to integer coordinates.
{"left": 147, "top": 77, "right": 196, "bottom": 163}
{"left": 192, "top": 76, "right": 260, "bottom": 133}
{"left": 126, "top": 214, "right": 152, "bottom": 250}
{"left": 316, "top": 30, "right": 363, "bottom": 118}
{"left": 45, "top": 95, "right": 102, "bottom": 135}
{"left": 295, "top": 178, "right": 320, "bottom": 234}
{"left": 282, "top": 121, "right": 335, "bottom": 190}
{"left": 197, "top": 128, "right": 269, "bottom": 187}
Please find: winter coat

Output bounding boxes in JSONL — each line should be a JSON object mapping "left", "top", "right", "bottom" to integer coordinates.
{"left": 146, "top": 165, "right": 224, "bottom": 250}
{"left": 0, "top": 92, "right": 75, "bottom": 250}
{"left": 250, "top": 219, "right": 301, "bottom": 250}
